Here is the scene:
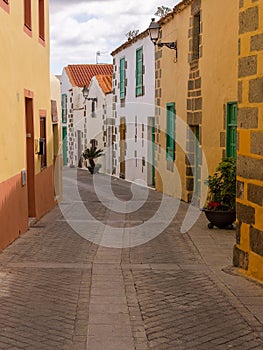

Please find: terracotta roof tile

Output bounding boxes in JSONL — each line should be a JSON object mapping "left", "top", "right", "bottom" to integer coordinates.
{"left": 95, "top": 74, "right": 112, "bottom": 94}
{"left": 65, "top": 64, "right": 113, "bottom": 87}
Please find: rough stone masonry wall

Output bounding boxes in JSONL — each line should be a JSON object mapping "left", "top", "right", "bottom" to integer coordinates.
{"left": 186, "top": 0, "right": 203, "bottom": 202}
{"left": 233, "top": 0, "right": 263, "bottom": 282}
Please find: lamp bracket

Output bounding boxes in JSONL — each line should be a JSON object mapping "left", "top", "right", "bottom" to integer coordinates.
{"left": 85, "top": 97, "right": 97, "bottom": 102}
{"left": 157, "top": 41, "right": 177, "bottom": 50}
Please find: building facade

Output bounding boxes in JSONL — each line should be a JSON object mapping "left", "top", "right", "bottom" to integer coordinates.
{"left": 111, "top": 33, "right": 156, "bottom": 186}
{"left": 85, "top": 74, "right": 113, "bottom": 173}
{"left": 233, "top": 0, "right": 263, "bottom": 282}
{"left": 60, "top": 64, "right": 113, "bottom": 168}
{"left": 50, "top": 74, "right": 62, "bottom": 201}
{"left": 154, "top": 0, "right": 239, "bottom": 204}
{"left": 0, "top": 0, "right": 58, "bottom": 250}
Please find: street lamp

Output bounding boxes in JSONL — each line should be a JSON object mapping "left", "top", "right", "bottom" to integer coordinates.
{"left": 82, "top": 85, "right": 97, "bottom": 102}
{"left": 148, "top": 18, "right": 177, "bottom": 58}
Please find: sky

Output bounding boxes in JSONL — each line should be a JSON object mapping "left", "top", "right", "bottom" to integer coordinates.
{"left": 49, "top": 0, "right": 180, "bottom": 75}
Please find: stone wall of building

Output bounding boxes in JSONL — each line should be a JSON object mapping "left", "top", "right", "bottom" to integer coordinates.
{"left": 233, "top": 0, "right": 263, "bottom": 282}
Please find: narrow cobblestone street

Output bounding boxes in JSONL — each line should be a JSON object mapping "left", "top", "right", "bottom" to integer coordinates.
{"left": 0, "top": 168, "right": 262, "bottom": 350}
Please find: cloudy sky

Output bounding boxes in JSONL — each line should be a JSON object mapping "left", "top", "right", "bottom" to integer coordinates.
{"left": 49, "top": 0, "right": 180, "bottom": 75}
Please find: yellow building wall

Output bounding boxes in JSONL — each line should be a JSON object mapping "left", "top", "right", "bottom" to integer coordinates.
{"left": 155, "top": 0, "right": 238, "bottom": 205}
{"left": 50, "top": 74, "right": 62, "bottom": 202}
{"left": 233, "top": 0, "right": 263, "bottom": 282}
{"left": 0, "top": 1, "right": 51, "bottom": 182}
{"left": 201, "top": 0, "right": 238, "bottom": 170}
{"left": 0, "top": 1, "right": 55, "bottom": 250}
{"left": 155, "top": 4, "right": 191, "bottom": 202}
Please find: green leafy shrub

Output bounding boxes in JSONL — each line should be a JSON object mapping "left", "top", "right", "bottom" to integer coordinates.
{"left": 205, "top": 157, "right": 236, "bottom": 211}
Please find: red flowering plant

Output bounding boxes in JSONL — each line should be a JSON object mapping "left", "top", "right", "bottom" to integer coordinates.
{"left": 205, "top": 157, "right": 236, "bottom": 211}
{"left": 207, "top": 201, "right": 220, "bottom": 210}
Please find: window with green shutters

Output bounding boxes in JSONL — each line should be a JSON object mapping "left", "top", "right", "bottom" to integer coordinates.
{"left": 166, "top": 103, "right": 176, "bottom": 161}
{"left": 120, "top": 57, "right": 125, "bottom": 99}
{"left": 226, "top": 102, "right": 237, "bottom": 158}
{"left": 136, "top": 47, "right": 143, "bottom": 96}
{"left": 61, "top": 94, "right": 67, "bottom": 124}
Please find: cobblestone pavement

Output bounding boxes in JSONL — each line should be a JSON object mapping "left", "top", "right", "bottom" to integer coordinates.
{"left": 0, "top": 205, "right": 98, "bottom": 350}
{"left": 0, "top": 168, "right": 262, "bottom": 349}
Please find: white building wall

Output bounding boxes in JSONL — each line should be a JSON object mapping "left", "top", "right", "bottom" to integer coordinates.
{"left": 60, "top": 70, "right": 86, "bottom": 167}
{"left": 85, "top": 77, "right": 113, "bottom": 174}
{"left": 72, "top": 86, "right": 85, "bottom": 167}
{"left": 104, "top": 92, "right": 115, "bottom": 175}
{"left": 86, "top": 79, "right": 105, "bottom": 150}
{"left": 60, "top": 69, "right": 114, "bottom": 171}
{"left": 112, "top": 35, "right": 155, "bottom": 186}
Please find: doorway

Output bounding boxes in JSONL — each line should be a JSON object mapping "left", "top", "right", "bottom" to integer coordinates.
{"left": 62, "top": 126, "right": 67, "bottom": 165}
{"left": 106, "top": 125, "right": 113, "bottom": 174}
{"left": 120, "top": 117, "right": 126, "bottom": 179}
{"left": 148, "top": 117, "right": 155, "bottom": 187}
{"left": 191, "top": 125, "right": 200, "bottom": 204}
{"left": 25, "top": 97, "right": 36, "bottom": 217}
{"left": 77, "top": 130, "right": 82, "bottom": 167}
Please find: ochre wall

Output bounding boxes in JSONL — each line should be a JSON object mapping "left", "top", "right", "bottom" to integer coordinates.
{"left": 233, "top": 0, "right": 263, "bottom": 282}
{"left": 0, "top": 1, "right": 54, "bottom": 250}
{"left": 201, "top": 0, "right": 239, "bottom": 169}
{"left": 155, "top": 0, "right": 238, "bottom": 204}
{"left": 155, "top": 4, "right": 191, "bottom": 202}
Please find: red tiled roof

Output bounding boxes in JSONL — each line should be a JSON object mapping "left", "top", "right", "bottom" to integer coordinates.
{"left": 65, "top": 64, "right": 113, "bottom": 87}
{"left": 95, "top": 74, "right": 112, "bottom": 94}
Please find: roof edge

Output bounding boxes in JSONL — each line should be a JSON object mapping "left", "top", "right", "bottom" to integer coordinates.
{"left": 111, "top": 0, "right": 194, "bottom": 56}
{"left": 111, "top": 30, "right": 149, "bottom": 56}
{"left": 159, "top": 0, "right": 194, "bottom": 25}
{"left": 65, "top": 66, "right": 76, "bottom": 87}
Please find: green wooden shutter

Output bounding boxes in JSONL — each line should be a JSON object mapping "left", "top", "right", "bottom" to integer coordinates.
{"left": 136, "top": 47, "right": 143, "bottom": 96}
{"left": 226, "top": 102, "right": 237, "bottom": 158}
{"left": 120, "top": 58, "right": 125, "bottom": 99}
{"left": 166, "top": 103, "right": 175, "bottom": 161}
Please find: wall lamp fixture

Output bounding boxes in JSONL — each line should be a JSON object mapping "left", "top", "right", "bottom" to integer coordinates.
{"left": 82, "top": 85, "right": 97, "bottom": 102}
{"left": 148, "top": 18, "right": 177, "bottom": 59}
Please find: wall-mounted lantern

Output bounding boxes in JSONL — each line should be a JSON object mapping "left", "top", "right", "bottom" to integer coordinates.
{"left": 82, "top": 85, "right": 97, "bottom": 102}
{"left": 148, "top": 18, "right": 178, "bottom": 60}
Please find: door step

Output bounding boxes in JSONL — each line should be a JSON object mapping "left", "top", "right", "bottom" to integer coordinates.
{"left": 28, "top": 217, "right": 37, "bottom": 227}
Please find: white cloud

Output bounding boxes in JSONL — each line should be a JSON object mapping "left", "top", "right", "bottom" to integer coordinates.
{"left": 50, "top": 0, "right": 180, "bottom": 74}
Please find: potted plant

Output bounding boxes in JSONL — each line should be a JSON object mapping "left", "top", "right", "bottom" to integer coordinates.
{"left": 82, "top": 147, "right": 104, "bottom": 174}
{"left": 203, "top": 157, "right": 236, "bottom": 229}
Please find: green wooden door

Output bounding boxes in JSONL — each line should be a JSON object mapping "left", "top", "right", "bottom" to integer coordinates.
{"left": 62, "top": 126, "right": 67, "bottom": 165}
